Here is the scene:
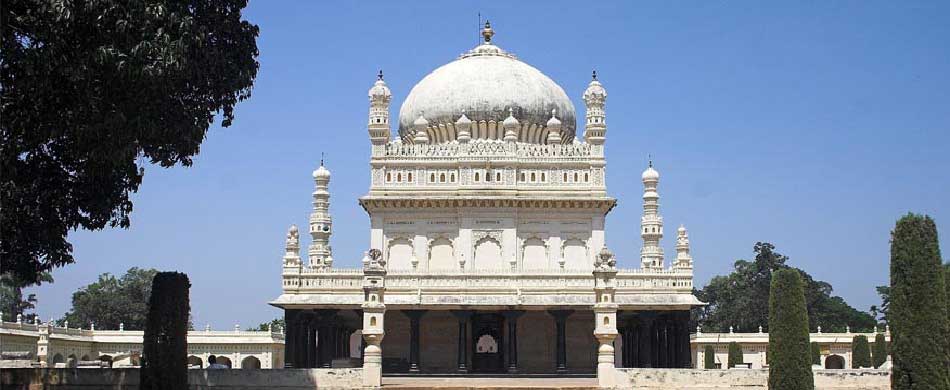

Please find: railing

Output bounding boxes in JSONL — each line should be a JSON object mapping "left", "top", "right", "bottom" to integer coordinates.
{"left": 381, "top": 141, "right": 594, "bottom": 159}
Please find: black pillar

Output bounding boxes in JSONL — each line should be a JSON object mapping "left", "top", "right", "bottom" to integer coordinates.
{"left": 502, "top": 311, "right": 524, "bottom": 373}
{"left": 403, "top": 310, "right": 426, "bottom": 372}
{"left": 283, "top": 310, "right": 299, "bottom": 368}
{"left": 316, "top": 310, "right": 338, "bottom": 368}
{"left": 637, "top": 312, "right": 656, "bottom": 368}
{"left": 678, "top": 311, "right": 692, "bottom": 368}
{"left": 547, "top": 310, "right": 573, "bottom": 373}
{"left": 306, "top": 313, "right": 318, "bottom": 368}
{"left": 658, "top": 316, "right": 668, "bottom": 368}
{"left": 451, "top": 310, "right": 473, "bottom": 372}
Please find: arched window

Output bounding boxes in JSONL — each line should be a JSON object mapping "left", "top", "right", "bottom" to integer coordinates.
{"left": 531, "top": 172, "right": 536, "bottom": 182}
{"left": 386, "top": 173, "right": 392, "bottom": 182}
{"left": 496, "top": 172, "right": 502, "bottom": 182}
{"left": 585, "top": 173, "right": 589, "bottom": 182}
{"left": 408, "top": 173, "right": 413, "bottom": 182}
{"left": 396, "top": 173, "right": 401, "bottom": 182}
{"left": 430, "top": 173, "right": 435, "bottom": 182}
{"left": 541, "top": 172, "right": 546, "bottom": 182}
{"left": 440, "top": 173, "right": 446, "bottom": 182}
{"left": 520, "top": 173, "right": 526, "bottom": 182}
{"left": 475, "top": 172, "right": 480, "bottom": 182}
{"left": 574, "top": 173, "right": 579, "bottom": 182}
{"left": 563, "top": 172, "right": 568, "bottom": 182}
{"left": 451, "top": 173, "right": 456, "bottom": 182}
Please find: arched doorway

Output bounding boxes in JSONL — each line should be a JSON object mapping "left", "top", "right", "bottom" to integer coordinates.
{"left": 99, "top": 355, "right": 113, "bottom": 368}
{"left": 471, "top": 313, "right": 504, "bottom": 373}
{"left": 67, "top": 354, "right": 78, "bottom": 368}
{"left": 216, "top": 356, "right": 232, "bottom": 368}
{"left": 187, "top": 355, "right": 203, "bottom": 368}
{"left": 51, "top": 354, "right": 64, "bottom": 365}
{"left": 241, "top": 356, "right": 261, "bottom": 369}
{"left": 825, "top": 354, "right": 845, "bottom": 369}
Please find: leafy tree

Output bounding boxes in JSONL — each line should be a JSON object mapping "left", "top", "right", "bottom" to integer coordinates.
{"left": 727, "top": 341, "right": 743, "bottom": 368}
{"left": 141, "top": 272, "right": 190, "bottom": 390}
{"left": 1, "top": 0, "right": 260, "bottom": 284}
{"left": 60, "top": 268, "right": 157, "bottom": 330}
{"left": 694, "top": 242, "right": 876, "bottom": 333}
{"left": 0, "top": 272, "right": 52, "bottom": 322}
{"left": 872, "top": 333, "right": 887, "bottom": 368}
{"left": 704, "top": 345, "right": 716, "bottom": 369}
{"left": 889, "top": 214, "right": 949, "bottom": 389}
{"left": 869, "top": 285, "right": 890, "bottom": 324}
{"left": 810, "top": 342, "right": 821, "bottom": 365}
{"left": 250, "top": 318, "right": 285, "bottom": 332}
{"left": 851, "top": 335, "right": 871, "bottom": 368}
{"left": 768, "top": 268, "right": 813, "bottom": 390}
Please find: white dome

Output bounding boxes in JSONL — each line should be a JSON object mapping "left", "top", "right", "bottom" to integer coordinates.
{"left": 397, "top": 38, "right": 576, "bottom": 144}
{"left": 642, "top": 166, "right": 659, "bottom": 181}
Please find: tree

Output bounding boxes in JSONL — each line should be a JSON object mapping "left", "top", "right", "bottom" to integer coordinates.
{"left": 0, "top": 271, "right": 52, "bottom": 322}
{"left": 1, "top": 0, "right": 260, "bottom": 284}
{"left": 851, "top": 335, "right": 871, "bottom": 368}
{"left": 872, "top": 333, "right": 887, "bottom": 368}
{"left": 250, "top": 318, "right": 285, "bottom": 332}
{"left": 810, "top": 342, "right": 821, "bottom": 365}
{"left": 727, "top": 341, "right": 743, "bottom": 368}
{"left": 141, "top": 272, "right": 190, "bottom": 390}
{"left": 704, "top": 345, "right": 716, "bottom": 369}
{"left": 694, "top": 242, "right": 876, "bottom": 333}
{"left": 60, "top": 268, "right": 157, "bottom": 330}
{"left": 889, "top": 214, "right": 949, "bottom": 389}
{"left": 768, "top": 268, "right": 813, "bottom": 390}
{"left": 869, "top": 285, "right": 890, "bottom": 324}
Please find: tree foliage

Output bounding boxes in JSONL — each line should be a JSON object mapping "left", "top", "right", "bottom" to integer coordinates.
{"left": 869, "top": 285, "right": 890, "bottom": 324}
{"left": 851, "top": 335, "right": 871, "bottom": 368}
{"left": 0, "top": 0, "right": 260, "bottom": 284}
{"left": 889, "top": 214, "right": 949, "bottom": 389}
{"left": 768, "top": 268, "right": 813, "bottom": 390}
{"left": 872, "top": 333, "right": 887, "bottom": 369}
{"left": 60, "top": 267, "right": 157, "bottom": 330}
{"left": 694, "top": 242, "right": 876, "bottom": 333}
{"left": 141, "top": 272, "right": 190, "bottom": 390}
{"left": 727, "top": 341, "right": 743, "bottom": 368}
{"left": 810, "top": 342, "right": 821, "bottom": 365}
{"left": 704, "top": 345, "right": 716, "bottom": 369}
{"left": 250, "top": 317, "right": 285, "bottom": 332}
{"left": 0, "top": 271, "right": 52, "bottom": 322}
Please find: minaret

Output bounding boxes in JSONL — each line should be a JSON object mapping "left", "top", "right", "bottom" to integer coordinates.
{"left": 283, "top": 225, "right": 302, "bottom": 268}
{"left": 583, "top": 70, "right": 607, "bottom": 145}
{"left": 368, "top": 70, "right": 392, "bottom": 145}
{"left": 308, "top": 158, "right": 333, "bottom": 268}
{"left": 674, "top": 225, "right": 693, "bottom": 270}
{"left": 503, "top": 108, "right": 520, "bottom": 143}
{"left": 413, "top": 114, "right": 429, "bottom": 144}
{"left": 546, "top": 109, "right": 562, "bottom": 144}
{"left": 640, "top": 161, "right": 664, "bottom": 269}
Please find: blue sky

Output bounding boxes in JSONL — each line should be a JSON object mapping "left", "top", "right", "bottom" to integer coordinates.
{"left": 29, "top": 1, "right": 949, "bottom": 330}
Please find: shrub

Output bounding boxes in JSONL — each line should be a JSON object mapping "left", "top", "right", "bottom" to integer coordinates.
{"left": 851, "top": 335, "right": 871, "bottom": 368}
{"left": 889, "top": 214, "right": 949, "bottom": 389}
{"left": 704, "top": 345, "right": 716, "bottom": 369}
{"left": 810, "top": 342, "right": 821, "bottom": 365}
{"left": 727, "top": 341, "right": 743, "bottom": 368}
{"left": 140, "top": 272, "right": 190, "bottom": 390}
{"left": 768, "top": 268, "right": 813, "bottom": 390}
{"left": 872, "top": 333, "right": 887, "bottom": 368}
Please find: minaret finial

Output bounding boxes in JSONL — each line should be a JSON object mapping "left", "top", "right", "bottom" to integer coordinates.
{"left": 377, "top": 70, "right": 383, "bottom": 81}
{"left": 320, "top": 152, "right": 325, "bottom": 167}
{"left": 648, "top": 154, "right": 653, "bottom": 168}
{"left": 592, "top": 70, "right": 598, "bottom": 80}
{"left": 482, "top": 20, "right": 494, "bottom": 43}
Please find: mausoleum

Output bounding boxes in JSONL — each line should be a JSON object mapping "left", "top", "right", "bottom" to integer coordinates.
{"left": 269, "top": 22, "right": 702, "bottom": 386}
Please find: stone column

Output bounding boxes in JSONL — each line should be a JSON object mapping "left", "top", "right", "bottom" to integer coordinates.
{"left": 403, "top": 310, "right": 426, "bottom": 372}
{"left": 361, "top": 249, "right": 387, "bottom": 389}
{"left": 451, "top": 310, "right": 473, "bottom": 372}
{"left": 502, "top": 311, "right": 525, "bottom": 373}
{"left": 592, "top": 247, "right": 619, "bottom": 388}
{"left": 283, "top": 309, "right": 299, "bottom": 368}
{"left": 36, "top": 323, "right": 50, "bottom": 367}
{"left": 547, "top": 310, "right": 573, "bottom": 373}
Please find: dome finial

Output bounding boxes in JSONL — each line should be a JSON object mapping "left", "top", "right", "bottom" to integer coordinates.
{"left": 482, "top": 20, "right": 494, "bottom": 43}
{"left": 320, "top": 152, "right": 325, "bottom": 167}
{"left": 592, "top": 70, "right": 598, "bottom": 80}
{"left": 648, "top": 154, "right": 653, "bottom": 168}
{"left": 377, "top": 70, "right": 384, "bottom": 81}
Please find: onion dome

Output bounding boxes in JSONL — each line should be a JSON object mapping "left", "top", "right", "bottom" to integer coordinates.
{"left": 313, "top": 163, "right": 331, "bottom": 180}
{"left": 397, "top": 21, "right": 576, "bottom": 144}
{"left": 368, "top": 70, "right": 391, "bottom": 99}
{"left": 583, "top": 71, "right": 607, "bottom": 102}
{"left": 546, "top": 108, "right": 562, "bottom": 127}
{"left": 642, "top": 161, "right": 659, "bottom": 182}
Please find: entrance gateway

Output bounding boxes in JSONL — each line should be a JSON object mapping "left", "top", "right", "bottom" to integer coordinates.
{"left": 269, "top": 21, "right": 703, "bottom": 382}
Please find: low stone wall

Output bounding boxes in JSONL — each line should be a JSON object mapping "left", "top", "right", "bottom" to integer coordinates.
{"left": 0, "top": 368, "right": 363, "bottom": 390}
{"left": 616, "top": 368, "right": 889, "bottom": 390}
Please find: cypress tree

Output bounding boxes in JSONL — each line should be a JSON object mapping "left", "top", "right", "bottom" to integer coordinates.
{"left": 140, "top": 272, "right": 190, "bottom": 390}
{"left": 872, "top": 333, "right": 887, "bottom": 368}
{"left": 890, "top": 214, "right": 949, "bottom": 389}
{"left": 851, "top": 335, "right": 871, "bottom": 368}
{"left": 704, "top": 345, "right": 716, "bottom": 369}
{"left": 810, "top": 342, "right": 821, "bottom": 365}
{"left": 728, "top": 341, "right": 744, "bottom": 368}
{"left": 768, "top": 268, "right": 813, "bottom": 390}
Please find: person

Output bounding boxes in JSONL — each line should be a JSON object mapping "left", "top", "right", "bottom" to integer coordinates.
{"left": 207, "top": 355, "right": 229, "bottom": 369}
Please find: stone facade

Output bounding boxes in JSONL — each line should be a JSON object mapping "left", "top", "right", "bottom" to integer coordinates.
{"left": 615, "top": 368, "right": 889, "bottom": 390}
{"left": 0, "top": 368, "right": 362, "bottom": 390}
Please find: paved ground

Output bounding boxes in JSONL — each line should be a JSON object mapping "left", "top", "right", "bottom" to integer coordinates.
{"left": 382, "top": 376, "right": 598, "bottom": 389}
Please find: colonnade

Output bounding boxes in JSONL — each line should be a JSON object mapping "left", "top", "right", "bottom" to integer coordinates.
{"left": 618, "top": 311, "right": 692, "bottom": 368}
{"left": 283, "top": 309, "right": 360, "bottom": 369}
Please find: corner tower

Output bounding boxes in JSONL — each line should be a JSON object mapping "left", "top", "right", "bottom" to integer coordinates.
{"left": 308, "top": 160, "right": 333, "bottom": 269}
{"left": 640, "top": 161, "right": 664, "bottom": 270}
